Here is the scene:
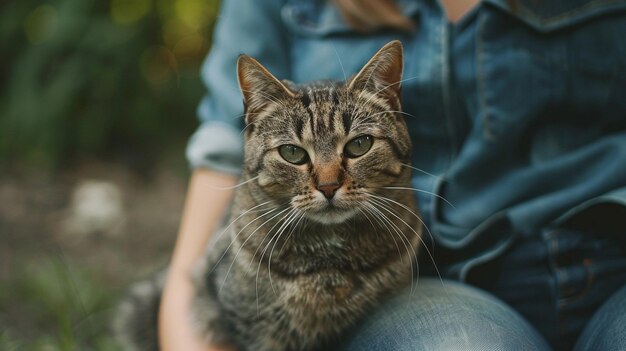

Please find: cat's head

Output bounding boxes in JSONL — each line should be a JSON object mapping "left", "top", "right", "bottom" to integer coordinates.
{"left": 237, "top": 41, "right": 412, "bottom": 225}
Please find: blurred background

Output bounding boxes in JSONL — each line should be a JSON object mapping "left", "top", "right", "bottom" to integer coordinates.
{"left": 0, "top": 0, "right": 220, "bottom": 349}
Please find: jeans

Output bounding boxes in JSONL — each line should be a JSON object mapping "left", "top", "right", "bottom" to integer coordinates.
{"left": 339, "top": 228, "right": 626, "bottom": 351}
{"left": 340, "top": 279, "right": 551, "bottom": 351}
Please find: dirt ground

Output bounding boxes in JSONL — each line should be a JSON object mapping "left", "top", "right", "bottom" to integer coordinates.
{"left": 0, "top": 161, "right": 189, "bottom": 350}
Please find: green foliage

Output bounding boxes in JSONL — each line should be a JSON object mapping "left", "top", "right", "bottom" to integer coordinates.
{"left": 0, "top": 0, "right": 221, "bottom": 170}
{"left": 0, "top": 256, "right": 122, "bottom": 350}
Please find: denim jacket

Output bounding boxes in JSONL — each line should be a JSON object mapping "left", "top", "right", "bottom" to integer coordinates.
{"left": 187, "top": 0, "right": 626, "bottom": 278}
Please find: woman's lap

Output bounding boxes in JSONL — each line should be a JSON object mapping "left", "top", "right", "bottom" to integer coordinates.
{"left": 574, "top": 283, "right": 626, "bottom": 351}
{"left": 337, "top": 226, "right": 626, "bottom": 351}
{"left": 339, "top": 278, "right": 551, "bottom": 351}
{"left": 484, "top": 228, "right": 626, "bottom": 349}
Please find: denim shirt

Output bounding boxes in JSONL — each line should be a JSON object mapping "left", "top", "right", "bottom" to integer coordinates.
{"left": 187, "top": 0, "right": 626, "bottom": 279}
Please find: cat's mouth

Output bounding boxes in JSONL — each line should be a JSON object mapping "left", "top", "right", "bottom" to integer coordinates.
{"left": 306, "top": 204, "right": 358, "bottom": 224}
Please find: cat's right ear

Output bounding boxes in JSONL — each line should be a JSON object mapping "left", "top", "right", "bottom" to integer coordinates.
{"left": 237, "top": 55, "right": 295, "bottom": 123}
{"left": 347, "top": 40, "right": 403, "bottom": 106}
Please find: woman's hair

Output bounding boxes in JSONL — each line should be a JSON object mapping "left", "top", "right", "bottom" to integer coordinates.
{"left": 333, "top": 0, "right": 415, "bottom": 32}
{"left": 335, "top": 0, "right": 523, "bottom": 32}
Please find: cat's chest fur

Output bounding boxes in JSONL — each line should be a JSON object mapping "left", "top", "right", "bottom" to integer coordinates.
{"left": 195, "top": 204, "right": 419, "bottom": 351}
{"left": 208, "top": 239, "right": 411, "bottom": 350}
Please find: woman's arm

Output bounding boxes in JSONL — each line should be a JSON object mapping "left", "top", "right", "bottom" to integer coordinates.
{"left": 160, "top": 1, "right": 291, "bottom": 349}
{"left": 158, "top": 169, "right": 238, "bottom": 351}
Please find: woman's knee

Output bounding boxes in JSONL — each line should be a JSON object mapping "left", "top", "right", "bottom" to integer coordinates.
{"left": 339, "top": 279, "right": 551, "bottom": 351}
{"left": 574, "top": 283, "right": 626, "bottom": 351}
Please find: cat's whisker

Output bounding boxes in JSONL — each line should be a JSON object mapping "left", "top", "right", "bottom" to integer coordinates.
{"left": 356, "top": 207, "right": 378, "bottom": 233}
{"left": 370, "top": 204, "right": 419, "bottom": 295}
{"left": 209, "top": 175, "right": 260, "bottom": 190}
{"left": 369, "top": 199, "right": 419, "bottom": 245}
{"left": 330, "top": 41, "right": 348, "bottom": 82}
{"left": 368, "top": 201, "right": 416, "bottom": 267}
{"left": 214, "top": 205, "right": 280, "bottom": 281}
{"left": 368, "top": 193, "right": 436, "bottom": 248}
{"left": 262, "top": 209, "right": 299, "bottom": 292}
{"left": 357, "top": 203, "right": 400, "bottom": 255}
{"left": 277, "top": 211, "right": 307, "bottom": 256}
{"left": 374, "top": 200, "right": 435, "bottom": 292}
{"left": 369, "top": 198, "right": 424, "bottom": 257}
{"left": 382, "top": 186, "right": 456, "bottom": 209}
{"left": 208, "top": 200, "right": 274, "bottom": 274}
{"left": 365, "top": 202, "right": 416, "bottom": 293}
{"left": 363, "top": 203, "right": 404, "bottom": 264}
{"left": 219, "top": 206, "right": 291, "bottom": 294}
{"left": 367, "top": 199, "right": 419, "bottom": 297}
{"left": 398, "top": 163, "right": 443, "bottom": 181}
{"left": 360, "top": 204, "right": 399, "bottom": 257}
{"left": 297, "top": 216, "right": 311, "bottom": 237}
{"left": 369, "top": 197, "right": 444, "bottom": 295}
{"left": 248, "top": 208, "right": 296, "bottom": 272}
{"left": 254, "top": 208, "right": 298, "bottom": 312}
{"left": 267, "top": 209, "right": 303, "bottom": 295}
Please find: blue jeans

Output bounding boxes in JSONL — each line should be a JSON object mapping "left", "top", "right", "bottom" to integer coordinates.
{"left": 339, "top": 279, "right": 626, "bottom": 351}
{"left": 340, "top": 279, "right": 551, "bottom": 350}
{"left": 339, "top": 228, "right": 626, "bottom": 350}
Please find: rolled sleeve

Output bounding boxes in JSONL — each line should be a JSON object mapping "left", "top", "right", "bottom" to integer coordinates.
{"left": 186, "top": 122, "right": 244, "bottom": 176}
{"left": 186, "top": 0, "right": 290, "bottom": 173}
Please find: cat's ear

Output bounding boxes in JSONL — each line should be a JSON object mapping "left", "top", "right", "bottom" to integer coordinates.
{"left": 348, "top": 40, "right": 403, "bottom": 102}
{"left": 237, "top": 55, "right": 295, "bottom": 122}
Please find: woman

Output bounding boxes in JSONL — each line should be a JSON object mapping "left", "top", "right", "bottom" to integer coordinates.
{"left": 159, "top": 0, "right": 626, "bottom": 350}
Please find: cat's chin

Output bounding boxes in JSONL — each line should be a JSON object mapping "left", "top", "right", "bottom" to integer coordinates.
{"left": 305, "top": 208, "right": 358, "bottom": 225}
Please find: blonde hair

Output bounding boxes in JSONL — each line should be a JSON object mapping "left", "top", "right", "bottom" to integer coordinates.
{"left": 333, "top": 0, "right": 415, "bottom": 32}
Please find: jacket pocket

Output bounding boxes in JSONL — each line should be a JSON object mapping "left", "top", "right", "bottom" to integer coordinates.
{"left": 476, "top": 0, "right": 626, "bottom": 149}
{"left": 484, "top": 0, "right": 626, "bottom": 32}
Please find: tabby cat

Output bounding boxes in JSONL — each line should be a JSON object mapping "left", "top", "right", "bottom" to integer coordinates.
{"left": 115, "top": 40, "right": 422, "bottom": 351}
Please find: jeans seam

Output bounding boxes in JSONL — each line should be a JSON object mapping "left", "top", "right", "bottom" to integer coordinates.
{"left": 559, "top": 259, "right": 596, "bottom": 305}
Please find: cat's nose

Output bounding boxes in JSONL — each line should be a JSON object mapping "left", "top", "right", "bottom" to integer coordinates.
{"left": 317, "top": 182, "right": 341, "bottom": 199}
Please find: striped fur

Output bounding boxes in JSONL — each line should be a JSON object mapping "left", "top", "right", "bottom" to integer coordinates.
{"left": 116, "top": 41, "right": 422, "bottom": 351}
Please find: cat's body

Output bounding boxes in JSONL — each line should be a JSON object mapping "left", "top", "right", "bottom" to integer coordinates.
{"left": 193, "top": 171, "right": 419, "bottom": 351}
{"left": 115, "top": 41, "right": 422, "bottom": 351}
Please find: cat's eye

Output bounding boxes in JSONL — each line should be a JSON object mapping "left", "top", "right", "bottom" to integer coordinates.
{"left": 279, "top": 145, "right": 309, "bottom": 165}
{"left": 344, "top": 135, "right": 373, "bottom": 158}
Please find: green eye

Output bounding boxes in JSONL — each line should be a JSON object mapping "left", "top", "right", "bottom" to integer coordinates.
{"left": 344, "top": 135, "right": 373, "bottom": 158}
{"left": 279, "top": 145, "right": 309, "bottom": 165}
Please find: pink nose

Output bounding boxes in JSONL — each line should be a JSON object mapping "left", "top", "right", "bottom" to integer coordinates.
{"left": 317, "top": 182, "right": 341, "bottom": 199}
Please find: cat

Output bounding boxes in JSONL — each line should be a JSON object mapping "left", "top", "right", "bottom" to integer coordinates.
{"left": 115, "top": 40, "right": 422, "bottom": 351}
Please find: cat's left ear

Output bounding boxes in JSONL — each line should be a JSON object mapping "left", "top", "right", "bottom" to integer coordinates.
{"left": 237, "top": 55, "right": 295, "bottom": 123}
{"left": 348, "top": 40, "right": 403, "bottom": 103}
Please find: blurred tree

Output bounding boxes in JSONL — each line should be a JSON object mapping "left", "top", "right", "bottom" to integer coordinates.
{"left": 0, "top": 0, "right": 220, "bottom": 172}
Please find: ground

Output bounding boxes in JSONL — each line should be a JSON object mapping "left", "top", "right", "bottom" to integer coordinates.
{"left": 0, "top": 161, "right": 188, "bottom": 350}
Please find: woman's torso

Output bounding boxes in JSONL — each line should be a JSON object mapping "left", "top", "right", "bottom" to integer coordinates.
{"left": 281, "top": 0, "right": 626, "bottom": 261}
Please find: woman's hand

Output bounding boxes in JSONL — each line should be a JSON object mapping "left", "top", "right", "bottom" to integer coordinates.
{"left": 159, "top": 169, "right": 238, "bottom": 351}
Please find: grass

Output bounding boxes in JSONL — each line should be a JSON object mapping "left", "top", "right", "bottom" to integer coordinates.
{"left": 0, "top": 164, "right": 184, "bottom": 350}
{"left": 0, "top": 256, "right": 122, "bottom": 351}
